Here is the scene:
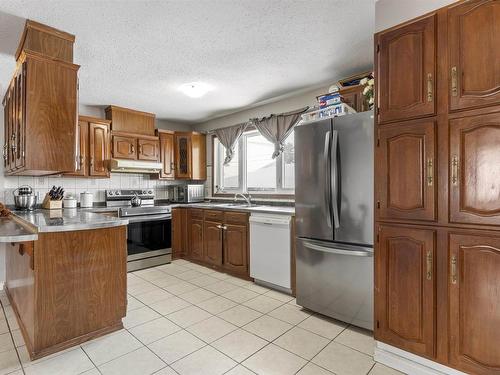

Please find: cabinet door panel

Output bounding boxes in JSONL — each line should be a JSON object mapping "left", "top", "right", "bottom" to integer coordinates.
{"left": 377, "top": 14, "right": 436, "bottom": 123}
{"left": 138, "top": 138, "right": 159, "bottom": 161}
{"left": 172, "top": 208, "right": 187, "bottom": 259}
{"left": 65, "top": 120, "right": 88, "bottom": 176}
{"left": 112, "top": 135, "right": 136, "bottom": 160}
{"left": 448, "top": 0, "right": 500, "bottom": 111}
{"left": 449, "top": 233, "right": 500, "bottom": 374}
{"left": 175, "top": 134, "right": 192, "bottom": 179}
{"left": 204, "top": 221, "right": 223, "bottom": 266}
{"left": 223, "top": 224, "right": 248, "bottom": 276}
{"left": 89, "top": 123, "right": 109, "bottom": 177}
{"left": 188, "top": 218, "right": 203, "bottom": 261}
{"left": 449, "top": 113, "right": 500, "bottom": 225}
{"left": 377, "top": 120, "right": 436, "bottom": 221}
{"left": 375, "top": 225, "right": 435, "bottom": 358}
{"left": 159, "top": 132, "right": 175, "bottom": 179}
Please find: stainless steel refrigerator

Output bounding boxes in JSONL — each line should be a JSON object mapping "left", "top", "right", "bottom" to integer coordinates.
{"left": 294, "top": 111, "right": 374, "bottom": 330}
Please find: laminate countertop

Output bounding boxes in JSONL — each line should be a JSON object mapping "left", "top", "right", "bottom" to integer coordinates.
{"left": 0, "top": 209, "right": 129, "bottom": 242}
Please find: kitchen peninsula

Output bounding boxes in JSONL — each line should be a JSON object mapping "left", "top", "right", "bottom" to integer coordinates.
{"left": 0, "top": 210, "right": 128, "bottom": 360}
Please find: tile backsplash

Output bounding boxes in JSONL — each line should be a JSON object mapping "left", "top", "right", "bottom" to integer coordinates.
{"left": 2, "top": 173, "right": 188, "bottom": 205}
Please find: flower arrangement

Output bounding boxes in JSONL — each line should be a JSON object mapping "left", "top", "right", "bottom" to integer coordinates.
{"left": 360, "top": 75, "right": 375, "bottom": 109}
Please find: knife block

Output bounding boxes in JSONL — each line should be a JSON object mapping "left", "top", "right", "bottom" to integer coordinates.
{"left": 42, "top": 194, "right": 63, "bottom": 210}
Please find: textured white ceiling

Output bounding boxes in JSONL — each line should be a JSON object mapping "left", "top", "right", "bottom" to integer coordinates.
{"left": 0, "top": 0, "right": 374, "bottom": 123}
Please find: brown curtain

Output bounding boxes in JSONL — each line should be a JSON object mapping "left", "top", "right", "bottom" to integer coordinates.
{"left": 252, "top": 107, "right": 309, "bottom": 158}
{"left": 214, "top": 122, "right": 248, "bottom": 165}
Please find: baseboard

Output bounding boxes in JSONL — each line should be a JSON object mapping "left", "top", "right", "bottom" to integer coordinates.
{"left": 374, "top": 342, "right": 468, "bottom": 375}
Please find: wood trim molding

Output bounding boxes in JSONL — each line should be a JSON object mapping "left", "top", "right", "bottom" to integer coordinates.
{"left": 374, "top": 342, "right": 468, "bottom": 375}
{"left": 105, "top": 105, "right": 155, "bottom": 118}
{"left": 79, "top": 115, "right": 111, "bottom": 125}
{"left": 110, "top": 130, "right": 159, "bottom": 140}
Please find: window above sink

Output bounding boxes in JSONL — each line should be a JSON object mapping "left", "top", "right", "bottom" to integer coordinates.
{"left": 213, "top": 130, "right": 295, "bottom": 197}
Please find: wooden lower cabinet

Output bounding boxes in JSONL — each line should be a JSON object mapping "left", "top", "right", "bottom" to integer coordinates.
{"left": 375, "top": 224, "right": 436, "bottom": 358}
{"left": 179, "top": 208, "right": 249, "bottom": 278}
{"left": 172, "top": 208, "right": 187, "bottom": 259}
{"left": 5, "top": 226, "right": 126, "bottom": 360}
{"left": 223, "top": 223, "right": 248, "bottom": 276}
{"left": 204, "top": 221, "right": 223, "bottom": 266}
{"left": 188, "top": 217, "right": 204, "bottom": 261}
{"left": 448, "top": 232, "right": 500, "bottom": 375}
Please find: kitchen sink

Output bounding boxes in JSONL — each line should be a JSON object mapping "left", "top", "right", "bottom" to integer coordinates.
{"left": 219, "top": 203, "right": 262, "bottom": 208}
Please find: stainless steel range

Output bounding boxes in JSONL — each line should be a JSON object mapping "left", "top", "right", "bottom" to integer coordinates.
{"left": 106, "top": 189, "right": 172, "bottom": 272}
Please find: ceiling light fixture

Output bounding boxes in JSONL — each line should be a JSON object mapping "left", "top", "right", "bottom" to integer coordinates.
{"left": 179, "top": 82, "right": 213, "bottom": 98}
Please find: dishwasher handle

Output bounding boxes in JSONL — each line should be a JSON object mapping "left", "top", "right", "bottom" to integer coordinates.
{"left": 303, "top": 241, "right": 373, "bottom": 257}
{"left": 249, "top": 215, "right": 291, "bottom": 226}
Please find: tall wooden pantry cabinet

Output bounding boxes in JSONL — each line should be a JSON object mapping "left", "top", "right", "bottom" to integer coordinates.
{"left": 374, "top": 1, "right": 500, "bottom": 374}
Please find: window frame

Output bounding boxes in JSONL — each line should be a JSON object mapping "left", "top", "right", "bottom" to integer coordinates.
{"left": 211, "top": 129, "right": 295, "bottom": 198}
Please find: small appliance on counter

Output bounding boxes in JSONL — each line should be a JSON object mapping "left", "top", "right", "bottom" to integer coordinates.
{"left": 172, "top": 184, "right": 204, "bottom": 203}
{"left": 13, "top": 185, "right": 37, "bottom": 211}
{"left": 80, "top": 191, "right": 94, "bottom": 208}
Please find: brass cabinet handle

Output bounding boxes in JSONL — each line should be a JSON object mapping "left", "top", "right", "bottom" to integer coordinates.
{"left": 222, "top": 225, "right": 228, "bottom": 230}
{"left": 427, "top": 73, "right": 433, "bottom": 102}
{"left": 451, "top": 156, "right": 459, "bottom": 185}
{"left": 451, "top": 66, "right": 458, "bottom": 97}
{"left": 426, "top": 250, "right": 433, "bottom": 280}
{"left": 90, "top": 157, "right": 94, "bottom": 168}
{"left": 131, "top": 145, "right": 135, "bottom": 153}
{"left": 451, "top": 255, "right": 457, "bottom": 284}
{"left": 80, "top": 155, "right": 84, "bottom": 168}
{"left": 139, "top": 145, "right": 143, "bottom": 154}
{"left": 3, "top": 144, "right": 7, "bottom": 161}
{"left": 427, "top": 158, "right": 433, "bottom": 186}
{"left": 216, "top": 224, "right": 222, "bottom": 229}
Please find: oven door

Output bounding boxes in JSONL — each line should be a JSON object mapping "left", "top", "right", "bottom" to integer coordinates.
{"left": 126, "top": 214, "right": 172, "bottom": 268}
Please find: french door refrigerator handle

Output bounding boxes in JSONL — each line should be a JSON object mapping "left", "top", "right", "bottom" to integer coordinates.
{"left": 324, "top": 131, "right": 332, "bottom": 228}
{"left": 303, "top": 241, "right": 373, "bottom": 257}
{"left": 331, "top": 130, "right": 340, "bottom": 229}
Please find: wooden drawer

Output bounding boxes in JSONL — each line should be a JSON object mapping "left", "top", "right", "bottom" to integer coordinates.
{"left": 189, "top": 208, "right": 204, "bottom": 220}
{"left": 204, "top": 210, "right": 224, "bottom": 222}
{"left": 225, "top": 211, "right": 249, "bottom": 225}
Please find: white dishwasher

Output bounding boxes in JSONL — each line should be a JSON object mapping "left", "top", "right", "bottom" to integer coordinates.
{"left": 249, "top": 213, "right": 292, "bottom": 292}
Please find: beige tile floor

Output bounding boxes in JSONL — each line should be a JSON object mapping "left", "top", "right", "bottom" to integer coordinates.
{"left": 0, "top": 259, "right": 405, "bottom": 375}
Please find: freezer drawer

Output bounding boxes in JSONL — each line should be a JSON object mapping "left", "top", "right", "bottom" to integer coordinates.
{"left": 296, "top": 238, "right": 374, "bottom": 330}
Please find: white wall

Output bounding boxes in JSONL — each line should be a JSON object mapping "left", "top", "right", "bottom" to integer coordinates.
{"left": 375, "top": 0, "right": 456, "bottom": 32}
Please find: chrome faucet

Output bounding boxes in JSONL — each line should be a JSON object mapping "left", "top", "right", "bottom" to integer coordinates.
{"left": 234, "top": 193, "right": 252, "bottom": 206}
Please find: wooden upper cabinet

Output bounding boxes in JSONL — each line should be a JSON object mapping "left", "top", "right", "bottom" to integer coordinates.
{"left": 449, "top": 112, "right": 500, "bottom": 226}
{"left": 339, "top": 85, "right": 367, "bottom": 113}
{"left": 377, "top": 14, "right": 436, "bottom": 123}
{"left": 15, "top": 20, "right": 75, "bottom": 63}
{"left": 3, "top": 53, "right": 79, "bottom": 175}
{"left": 158, "top": 131, "right": 175, "bottom": 179}
{"left": 448, "top": 0, "right": 500, "bottom": 111}
{"left": 105, "top": 106, "right": 155, "bottom": 136}
{"left": 112, "top": 135, "right": 137, "bottom": 160}
{"left": 375, "top": 224, "right": 435, "bottom": 358}
{"left": 175, "top": 133, "right": 192, "bottom": 179}
{"left": 448, "top": 232, "right": 500, "bottom": 375}
{"left": 376, "top": 119, "right": 436, "bottom": 222}
{"left": 203, "top": 220, "right": 223, "bottom": 266}
{"left": 65, "top": 117, "right": 110, "bottom": 178}
{"left": 223, "top": 223, "right": 248, "bottom": 276}
{"left": 137, "top": 138, "right": 159, "bottom": 161}
{"left": 89, "top": 123, "right": 110, "bottom": 177}
{"left": 174, "top": 132, "right": 206, "bottom": 180}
